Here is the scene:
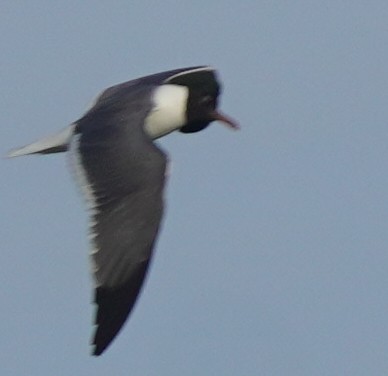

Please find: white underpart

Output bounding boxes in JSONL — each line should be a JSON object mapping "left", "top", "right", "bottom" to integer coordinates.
{"left": 144, "top": 84, "right": 188, "bottom": 139}
{"left": 68, "top": 134, "right": 101, "bottom": 285}
{"left": 7, "top": 124, "right": 75, "bottom": 158}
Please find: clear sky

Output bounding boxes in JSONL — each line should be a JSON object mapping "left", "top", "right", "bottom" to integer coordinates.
{"left": 2, "top": 1, "right": 388, "bottom": 375}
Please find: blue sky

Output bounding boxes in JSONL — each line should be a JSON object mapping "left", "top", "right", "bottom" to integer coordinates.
{"left": 2, "top": 2, "right": 388, "bottom": 375}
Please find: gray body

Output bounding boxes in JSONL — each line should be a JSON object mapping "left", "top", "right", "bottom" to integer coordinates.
{"left": 7, "top": 66, "right": 238, "bottom": 355}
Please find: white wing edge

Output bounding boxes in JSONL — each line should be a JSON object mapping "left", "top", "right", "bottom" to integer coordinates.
{"left": 7, "top": 124, "right": 75, "bottom": 158}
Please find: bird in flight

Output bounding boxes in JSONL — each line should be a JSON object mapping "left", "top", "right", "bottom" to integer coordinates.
{"left": 7, "top": 66, "right": 239, "bottom": 355}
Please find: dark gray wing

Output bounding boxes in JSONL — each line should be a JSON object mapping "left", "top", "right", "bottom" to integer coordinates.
{"left": 70, "top": 85, "right": 167, "bottom": 356}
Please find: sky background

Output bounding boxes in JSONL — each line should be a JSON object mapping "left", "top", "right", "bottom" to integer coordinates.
{"left": 1, "top": 1, "right": 388, "bottom": 375}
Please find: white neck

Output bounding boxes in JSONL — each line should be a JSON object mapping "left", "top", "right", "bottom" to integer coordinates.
{"left": 144, "top": 84, "right": 188, "bottom": 139}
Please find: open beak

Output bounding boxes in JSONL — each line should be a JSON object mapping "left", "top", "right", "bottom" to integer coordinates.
{"left": 211, "top": 110, "right": 240, "bottom": 130}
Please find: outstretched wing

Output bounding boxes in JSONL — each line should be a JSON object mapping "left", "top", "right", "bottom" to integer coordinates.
{"left": 69, "top": 85, "right": 167, "bottom": 356}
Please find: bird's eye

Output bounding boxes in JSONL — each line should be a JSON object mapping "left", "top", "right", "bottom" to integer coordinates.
{"left": 200, "top": 95, "right": 214, "bottom": 106}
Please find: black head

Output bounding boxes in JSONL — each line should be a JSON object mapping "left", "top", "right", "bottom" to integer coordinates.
{"left": 165, "top": 67, "right": 239, "bottom": 133}
{"left": 181, "top": 90, "right": 218, "bottom": 133}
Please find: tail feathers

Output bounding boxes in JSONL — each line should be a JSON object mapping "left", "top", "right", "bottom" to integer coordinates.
{"left": 7, "top": 125, "right": 75, "bottom": 158}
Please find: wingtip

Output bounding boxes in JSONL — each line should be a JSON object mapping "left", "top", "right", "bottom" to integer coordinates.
{"left": 90, "top": 264, "right": 150, "bottom": 357}
{"left": 91, "top": 344, "right": 104, "bottom": 356}
{"left": 5, "top": 144, "right": 40, "bottom": 158}
{"left": 90, "top": 329, "right": 109, "bottom": 356}
{"left": 5, "top": 148, "right": 24, "bottom": 158}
